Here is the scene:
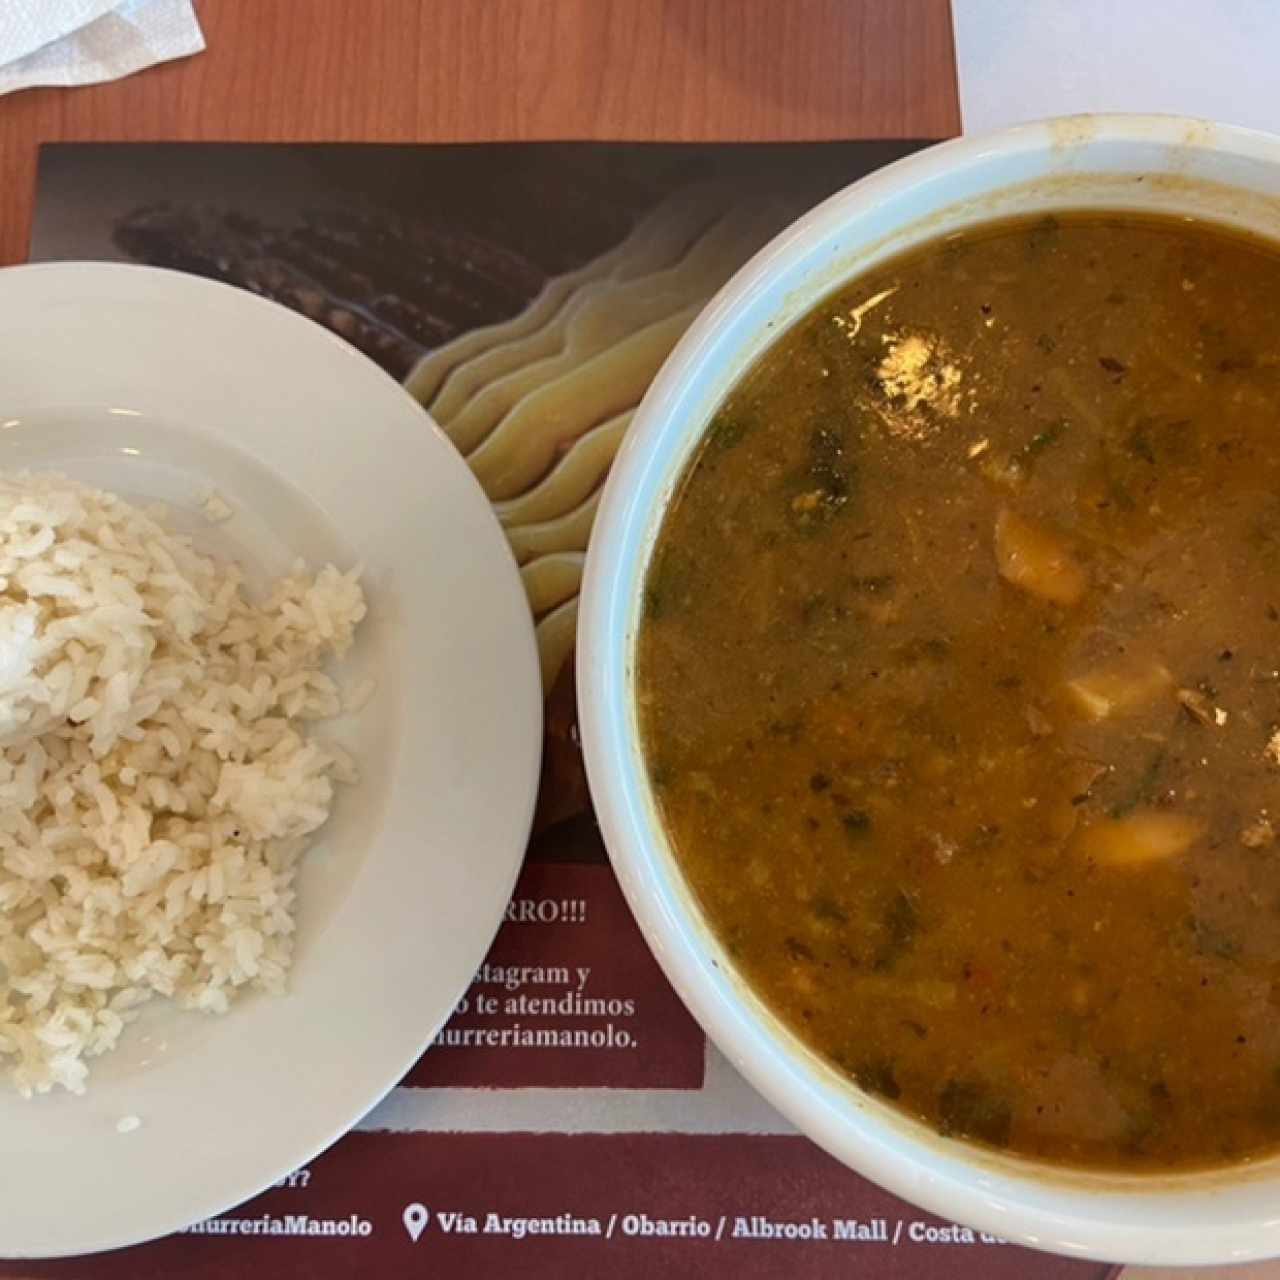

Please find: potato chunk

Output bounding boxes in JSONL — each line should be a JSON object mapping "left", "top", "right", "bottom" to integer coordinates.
{"left": 994, "top": 509, "right": 1087, "bottom": 606}
{"left": 1065, "top": 661, "right": 1173, "bottom": 720}
{"left": 1075, "top": 811, "right": 1205, "bottom": 867}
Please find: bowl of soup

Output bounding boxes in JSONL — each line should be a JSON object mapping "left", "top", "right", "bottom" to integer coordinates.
{"left": 578, "top": 115, "right": 1280, "bottom": 1265}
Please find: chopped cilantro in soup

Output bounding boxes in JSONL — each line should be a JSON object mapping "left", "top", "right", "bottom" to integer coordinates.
{"left": 636, "top": 213, "right": 1280, "bottom": 1171}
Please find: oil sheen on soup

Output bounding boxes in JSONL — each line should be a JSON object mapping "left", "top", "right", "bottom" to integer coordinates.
{"left": 637, "top": 213, "right": 1280, "bottom": 1170}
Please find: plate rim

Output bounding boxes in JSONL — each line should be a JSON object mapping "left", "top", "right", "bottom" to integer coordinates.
{"left": 0, "top": 260, "right": 542, "bottom": 1258}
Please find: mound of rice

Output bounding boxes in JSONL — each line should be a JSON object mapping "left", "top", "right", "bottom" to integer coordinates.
{"left": 0, "top": 471, "right": 365, "bottom": 1096}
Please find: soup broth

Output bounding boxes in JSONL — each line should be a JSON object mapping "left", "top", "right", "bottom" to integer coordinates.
{"left": 637, "top": 213, "right": 1280, "bottom": 1170}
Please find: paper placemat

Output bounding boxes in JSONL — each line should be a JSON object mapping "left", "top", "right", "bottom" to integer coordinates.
{"left": 0, "top": 137, "right": 1211, "bottom": 1278}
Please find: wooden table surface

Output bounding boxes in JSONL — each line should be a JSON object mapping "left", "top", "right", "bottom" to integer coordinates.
{"left": 0, "top": 0, "right": 959, "bottom": 267}
{"left": 0, "top": 6, "right": 957, "bottom": 1275}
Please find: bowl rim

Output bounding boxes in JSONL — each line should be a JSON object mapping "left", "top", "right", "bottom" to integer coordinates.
{"left": 578, "top": 113, "right": 1280, "bottom": 1267}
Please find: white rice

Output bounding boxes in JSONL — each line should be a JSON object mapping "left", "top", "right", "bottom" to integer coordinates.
{"left": 0, "top": 472, "right": 366, "bottom": 1096}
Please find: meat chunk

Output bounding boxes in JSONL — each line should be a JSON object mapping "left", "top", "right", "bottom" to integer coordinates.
{"left": 1075, "top": 810, "right": 1205, "bottom": 867}
{"left": 1023, "top": 1055, "right": 1131, "bottom": 1144}
{"left": 994, "top": 509, "right": 1087, "bottom": 606}
{"left": 1240, "top": 816, "right": 1275, "bottom": 849}
{"left": 1066, "top": 661, "right": 1172, "bottom": 720}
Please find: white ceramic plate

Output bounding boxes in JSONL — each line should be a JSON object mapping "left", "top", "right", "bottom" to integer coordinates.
{"left": 0, "top": 263, "right": 541, "bottom": 1258}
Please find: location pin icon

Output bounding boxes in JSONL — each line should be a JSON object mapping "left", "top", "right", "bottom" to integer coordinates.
{"left": 403, "top": 1203, "right": 430, "bottom": 1243}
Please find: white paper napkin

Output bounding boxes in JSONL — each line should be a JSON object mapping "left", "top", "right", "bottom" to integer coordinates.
{"left": 0, "top": 0, "right": 203, "bottom": 97}
{"left": 953, "top": 0, "right": 1280, "bottom": 136}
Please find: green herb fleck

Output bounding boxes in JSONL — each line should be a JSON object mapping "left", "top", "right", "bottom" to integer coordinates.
{"left": 643, "top": 548, "right": 689, "bottom": 620}
{"left": 1110, "top": 747, "right": 1166, "bottom": 817}
{"left": 1026, "top": 214, "right": 1061, "bottom": 255}
{"left": 1022, "top": 418, "right": 1069, "bottom": 460}
{"left": 811, "top": 894, "right": 848, "bottom": 924}
{"left": 841, "top": 809, "right": 872, "bottom": 840}
{"left": 1128, "top": 426, "right": 1156, "bottom": 464}
{"left": 937, "top": 1078, "right": 1013, "bottom": 1147}
{"left": 873, "top": 890, "right": 917, "bottom": 971}
{"left": 1191, "top": 917, "right": 1242, "bottom": 962}
{"left": 706, "top": 411, "right": 749, "bottom": 451}
{"left": 853, "top": 1058, "right": 901, "bottom": 1100}
{"left": 787, "top": 419, "right": 855, "bottom": 533}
